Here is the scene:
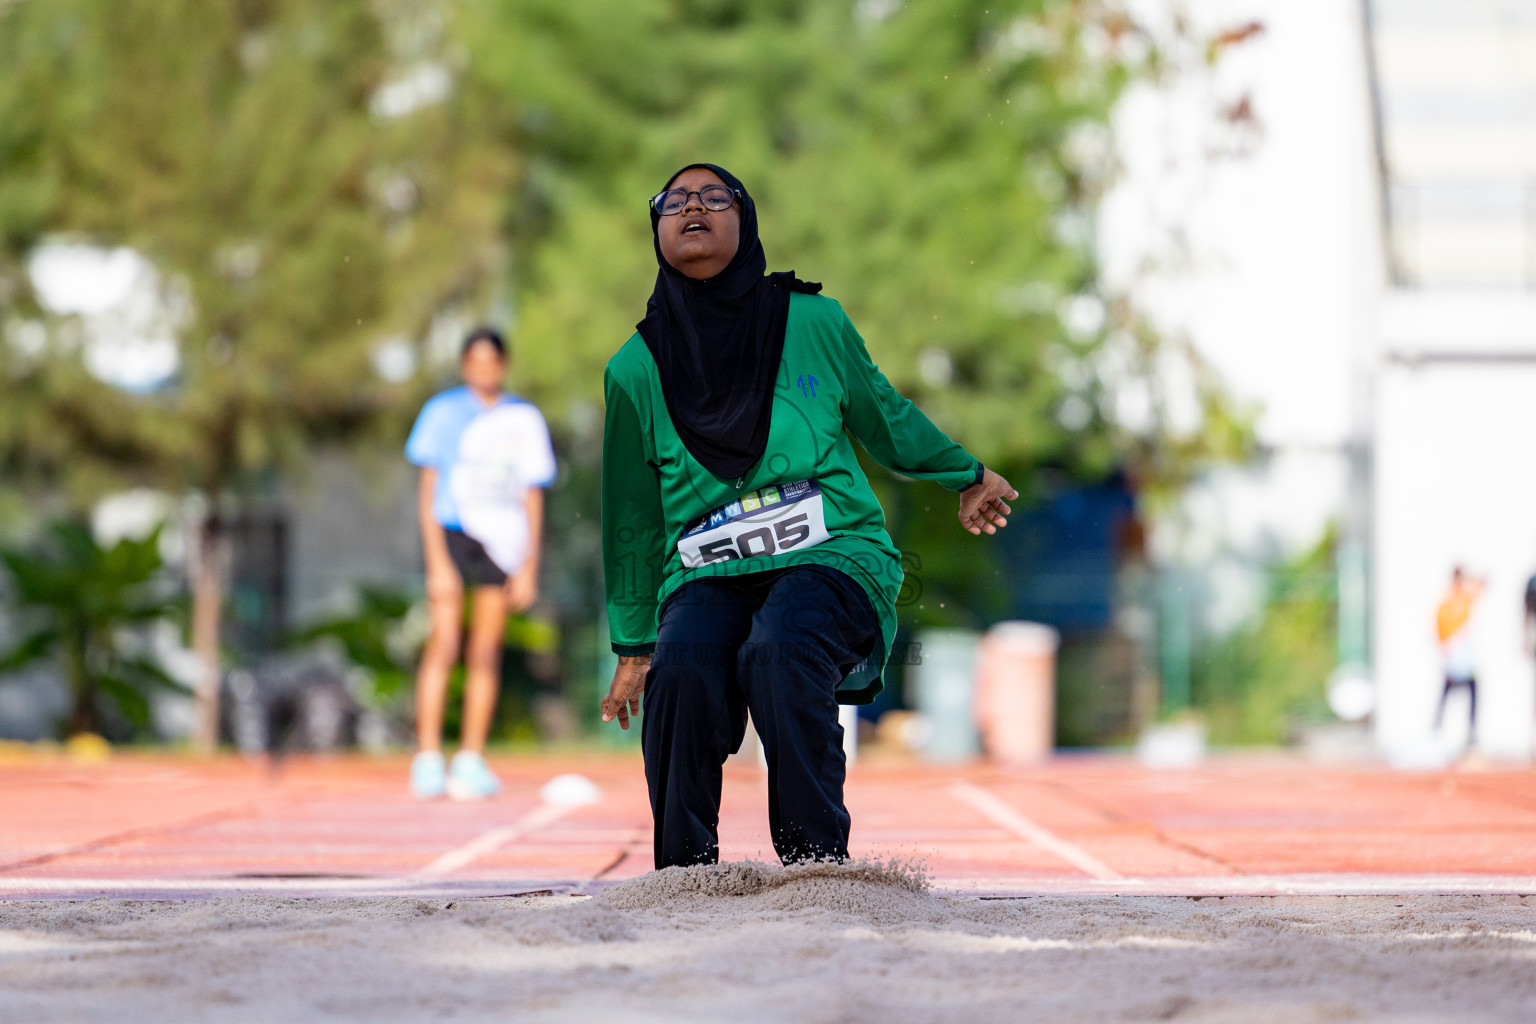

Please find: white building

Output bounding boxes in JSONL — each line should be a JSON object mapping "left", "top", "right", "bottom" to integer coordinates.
{"left": 1368, "top": 0, "right": 1536, "bottom": 760}
{"left": 1107, "top": 0, "right": 1536, "bottom": 758}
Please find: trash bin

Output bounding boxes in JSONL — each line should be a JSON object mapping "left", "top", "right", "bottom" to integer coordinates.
{"left": 910, "top": 628, "right": 981, "bottom": 761}
{"left": 974, "top": 621, "right": 1059, "bottom": 763}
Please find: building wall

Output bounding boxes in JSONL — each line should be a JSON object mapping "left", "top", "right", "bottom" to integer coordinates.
{"left": 1372, "top": 296, "right": 1536, "bottom": 759}
{"left": 282, "top": 450, "right": 423, "bottom": 624}
{"left": 1365, "top": 0, "right": 1536, "bottom": 759}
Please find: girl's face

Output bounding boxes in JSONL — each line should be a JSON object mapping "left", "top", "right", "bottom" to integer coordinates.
{"left": 460, "top": 341, "right": 506, "bottom": 393}
{"left": 655, "top": 167, "right": 741, "bottom": 281}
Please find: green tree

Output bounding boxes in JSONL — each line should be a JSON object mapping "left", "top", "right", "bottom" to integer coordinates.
{"left": 461, "top": 0, "right": 1247, "bottom": 627}
{"left": 465, "top": 0, "right": 1192, "bottom": 453}
{"left": 1191, "top": 532, "right": 1338, "bottom": 745}
{"left": 0, "top": 521, "right": 185, "bottom": 738}
{"left": 291, "top": 584, "right": 420, "bottom": 708}
{"left": 0, "top": 0, "right": 1256, "bottom": 747}
{"left": 0, "top": 0, "right": 515, "bottom": 749}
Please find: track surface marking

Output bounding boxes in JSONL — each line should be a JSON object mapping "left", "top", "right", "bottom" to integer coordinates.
{"left": 950, "top": 781, "right": 1123, "bottom": 879}
{"left": 3, "top": 752, "right": 1535, "bottom": 898}
{"left": 416, "top": 803, "right": 575, "bottom": 877}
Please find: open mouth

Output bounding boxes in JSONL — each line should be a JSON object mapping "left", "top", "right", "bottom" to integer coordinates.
{"left": 682, "top": 220, "right": 709, "bottom": 234}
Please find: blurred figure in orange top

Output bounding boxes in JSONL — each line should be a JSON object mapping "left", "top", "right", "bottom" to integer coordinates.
{"left": 1434, "top": 566, "right": 1484, "bottom": 745}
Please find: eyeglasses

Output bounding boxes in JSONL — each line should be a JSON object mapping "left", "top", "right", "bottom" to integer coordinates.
{"left": 650, "top": 184, "right": 739, "bottom": 216}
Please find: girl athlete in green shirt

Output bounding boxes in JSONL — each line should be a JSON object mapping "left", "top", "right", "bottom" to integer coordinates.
{"left": 601, "top": 163, "right": 1017, "bottom": 868}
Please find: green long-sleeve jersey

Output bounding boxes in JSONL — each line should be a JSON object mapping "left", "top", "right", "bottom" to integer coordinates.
{"left": 601, "top": 292, "right": 982, "bottom": 703}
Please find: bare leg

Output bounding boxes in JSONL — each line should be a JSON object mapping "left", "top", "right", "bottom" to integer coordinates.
{"left": 460, "top": 585, "right": 509, "bottom": 754}
{"left": 1467, "top": 679, "right": 1477, "bottom": 745}
{"left": 415, "top": 585, "right": 464, "bottom": 752}
{"left": 1433, "top": 678, "right": 1452, "bottom": 731}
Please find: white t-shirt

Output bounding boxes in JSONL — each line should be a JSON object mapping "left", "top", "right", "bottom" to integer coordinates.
{"left": 448, "top": 402, "right": 556, "bottom": 575}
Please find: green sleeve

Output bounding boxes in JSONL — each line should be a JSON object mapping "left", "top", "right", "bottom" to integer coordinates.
{"left": 840, "top": 315, "right": 983, "bottom": 492}
{"left": 601, "top": 370, "right": 666, "bottom": 655}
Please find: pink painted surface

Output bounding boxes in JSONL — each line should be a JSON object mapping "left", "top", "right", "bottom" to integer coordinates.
{"left": 2, "top": 750, "right": 1534, "bottom": 898}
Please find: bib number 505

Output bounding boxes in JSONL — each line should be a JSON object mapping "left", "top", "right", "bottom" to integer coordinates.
{"left": 697, "top": 513, "right": 812, "bottom": 564}
{"left": 677, "top": 479, "right": 831, "bottom": 569}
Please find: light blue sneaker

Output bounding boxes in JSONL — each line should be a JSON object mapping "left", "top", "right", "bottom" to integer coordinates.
{"left": 447, "top": 750, "right": 502, "bottom": 801}
{"left": 410, "top": 750, "right": 446, "bottom": 799}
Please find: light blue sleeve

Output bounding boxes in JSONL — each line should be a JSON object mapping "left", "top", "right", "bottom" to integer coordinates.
{"left": 405, "top": 395, "right": 448, "bottom": 467}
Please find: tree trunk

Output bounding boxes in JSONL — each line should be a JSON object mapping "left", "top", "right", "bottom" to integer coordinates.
{"left": 191, "top": 514, "right": 225, "bottom": 755}
{"left": 64, "top": 628, "right": 97, "bottom": 737}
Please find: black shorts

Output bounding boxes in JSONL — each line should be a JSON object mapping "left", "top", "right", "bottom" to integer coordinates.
{"left": 445, "top": 528, "right": 507, "bottom": 587}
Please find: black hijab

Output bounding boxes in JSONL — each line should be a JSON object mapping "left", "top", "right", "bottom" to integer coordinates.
{"left": 637, "top": 163, "right": 820, "bottom": 483}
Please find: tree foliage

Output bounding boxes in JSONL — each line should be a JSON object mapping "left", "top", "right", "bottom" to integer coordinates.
{"left": 290, "top": 584, "right": 420, "bottom": 706}
{"left": 471, "top": 1, "right": 1128, "bottom": 466}
{"left": 0, "top": 0, "right": 520, "bottom": 745}
{"left": 0, "top": 0, "right": 1251, "bottom": 688}
{"left": 459, "top": 0, "right": 1244, "bottom": 629}
{"left": 0, "top": 0, "right": 513, "bottom": 500}
{"left": 0, "top": 0, "right": 1242, "bottom": 515}
{"left": 1191, "top": 532, "right": 1337, "bottom": 744}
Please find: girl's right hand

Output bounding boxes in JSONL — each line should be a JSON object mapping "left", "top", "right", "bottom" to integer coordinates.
{"left": 959, "top": 468, "right": 1018, "bottom": 536}
{"left": 601, "top": 655, "right": 651, "bottom": 730}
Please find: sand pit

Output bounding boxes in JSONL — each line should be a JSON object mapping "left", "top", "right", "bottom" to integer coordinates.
{"left": 3, "top": 860, "right": 1535, "bottom": 1022}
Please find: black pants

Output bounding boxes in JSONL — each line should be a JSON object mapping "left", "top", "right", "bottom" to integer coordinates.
{"left": 1434, "top": 676, "right": 1477, "bottom": 740}
{"left": 641, "top": 565, "right": 880, "bottom": 869}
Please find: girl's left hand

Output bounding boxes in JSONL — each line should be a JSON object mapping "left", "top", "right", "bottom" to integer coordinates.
{"left": 959, "top": 468, "right": 1018, "bottom": 536}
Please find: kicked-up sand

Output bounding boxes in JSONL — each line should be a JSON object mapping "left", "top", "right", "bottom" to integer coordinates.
{"left": 2, "top": 860, "right": 1534, "bottom": 1023}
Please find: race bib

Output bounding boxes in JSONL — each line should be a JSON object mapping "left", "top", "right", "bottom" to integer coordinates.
{"left": 678, "top": 479, "right": 831, "bottom": 568}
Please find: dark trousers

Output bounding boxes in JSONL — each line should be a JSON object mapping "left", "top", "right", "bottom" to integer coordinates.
{"left": 641, "top": 565, "right": 880, "bottom": 869}
{"left": 1434, "top": 676, "right": 1477, "bottom": 740}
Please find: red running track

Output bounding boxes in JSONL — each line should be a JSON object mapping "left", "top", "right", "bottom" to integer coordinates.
{"left": 2, "top": 750, "right": 1535, "bottom": 899}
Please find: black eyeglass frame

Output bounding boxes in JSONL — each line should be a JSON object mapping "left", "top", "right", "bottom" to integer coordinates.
{"left": 649, "top": 185, "right": 742, "bottom": 216}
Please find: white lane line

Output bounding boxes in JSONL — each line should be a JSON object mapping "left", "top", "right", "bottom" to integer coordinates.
{"left": 950, "top": 781, "right": 1123, "bottom": 881}
{"left": 415, "top": 802, "right": 575, "bottom": 878}
{"left": 10, "top": 874, "right": 1536, "bottom": 898}
{"left": 8, "top": 874, "right": 1536, "bottom": 900}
